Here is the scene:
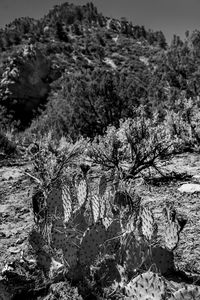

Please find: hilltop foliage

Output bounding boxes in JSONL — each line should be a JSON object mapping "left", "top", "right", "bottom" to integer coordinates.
{"left": 0, "top": 2, "right": 200, "bottom": 140}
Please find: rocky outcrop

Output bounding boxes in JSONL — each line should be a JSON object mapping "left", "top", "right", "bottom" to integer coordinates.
{"left": 0, "top": 45, "right": 51, "bottom": 126}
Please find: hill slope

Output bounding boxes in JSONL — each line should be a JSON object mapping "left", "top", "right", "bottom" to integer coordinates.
{"left": 0, "top": 2, "right": 200, "bottom": 137}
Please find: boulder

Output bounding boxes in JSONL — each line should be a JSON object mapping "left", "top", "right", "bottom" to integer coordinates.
{"left": 178, "top": 183, "right": 200, "bottom": 193}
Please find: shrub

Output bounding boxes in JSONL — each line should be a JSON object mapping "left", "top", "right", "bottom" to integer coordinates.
{"left": 89, "top": 107, "right": 174, "bottom": 179}
{"left": 0, "top": 131, "right": 17, "bottom": 156}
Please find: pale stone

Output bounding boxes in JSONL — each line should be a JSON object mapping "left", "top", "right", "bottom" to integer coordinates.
{"left": 178, "top": 183, "right": 200, "bottom": 193}
{"left": 192, "top": 174, "right": 200, "bottom": 183}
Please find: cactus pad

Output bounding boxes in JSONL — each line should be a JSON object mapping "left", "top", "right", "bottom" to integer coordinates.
{"left": 70, "top": 207, "right": 88, "bottom": 233}
{"left": 93, "top": 258, "right": 124, "bottom": 288}
{"left": 121, "top": 233, "right": 149, "bottom": 272}
{"left": 91, "top": 195, "right": 100, "bottom": 223}
{"left": 125, "top": 271, "right": 166, "bottom": 299}
{"left": 62, "top": 184, "right": 72, "bottom": 223}
{"left": 77, "top": 179, "right": 87, "bottom": 207}
{"left": 62, "top": 242, "right": 78, "bottom": 268}
{"left": 173, "top": 286, "right": 200, "bottom": 300}
{"left": 125, "top": 215, "right": 136, "bottom": 233}
{"left": 104, "top": 218, "right": 122, "bottom": 255}
{"left": 100, "top": 196, "right": 108, "bottom": 220}
{"left": 79, "top": 221, "right": 107, "bottom": 266}
{"left": 62, "top": 176, "right": 78, "bottom": 209}
{"left": 46, "top": 187, "right": 63, "bottom": 218}
{"left": 145, "top": 246, "right": 174, "bottom": 275}
{"left": 36, "top": 249, "right": 52, "bottom": 273}
{"left": 107, "top": 218, "right": 122, "bottom": 240}
{"left": 114, "top": 191, "right": 132, "bottom": 209}
{"left": 102, "top": 217, "right": 112, "bottom": 229}
{"left": 131, "top": 192, "right": 141, "bottom": 221}
{"left": 141, "top": 206, "right": 157, "bottom": 241}
{"left": 51, "top": 218, "right": 67, "bottom": 250}
{"left": 28, "top": 228, "right": 46, "bottom": 251}
{"left": 165, "top": 221, "right": 180, "bottom": 251}
{"left": 99, "top": 174, "right": 107, "bottom": 198}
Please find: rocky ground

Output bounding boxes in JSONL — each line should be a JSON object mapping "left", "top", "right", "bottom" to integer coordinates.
{"left": 141, "top": 154, "right": 200, "bottom": 276}
{"left": 1, "top": 152, "right": 200, "bottom": 298}
{"left": 0, "top": 159, "right": 34, "bottom": 271}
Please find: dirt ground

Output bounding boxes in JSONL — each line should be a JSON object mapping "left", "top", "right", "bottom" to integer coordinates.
{"left": 0, "top": 152, "right": 200, "bottom": 284}
{"left": 0, "top": 160, "right": 34, "bottom": 271}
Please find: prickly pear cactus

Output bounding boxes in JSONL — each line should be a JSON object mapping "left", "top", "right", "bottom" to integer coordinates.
{"left": 93, "top": 258, "right": 125, "bottom": 289}
{"left": 49, "top": 258, "right": 64, "bottom": 279}
{"left": 62, "top": 176, "right": 78, "bottom": 210}
{"left": 100, "top": 198, "right": 107, "bottom": 220}
{"left": 141, "top": 206, "right": 157, "bottom": 241}
{"left": 125, "top": 271, "right": 166, "bottom": 299}
{"left": 28, "top": 228, "right": 46, "bottom": 251}
{"left": 172, "top": 285, "right": 200, "bottom": 300}
{"left": 36, "top": 249, "right": 52, "bottom": 274}
{"left": 107, "top": 218, "right": 122, "bottom": 240}
{"left": 104, "top": 218, "right": 122, "bottom": 255}
{"left": 131, "top": 192, "right": 141, "bottom": 222}
{"left": 120, "top": 233, "right": 149, "bottom": 273}
{"left": 91, "top": 195, "right": 101, "bottom": 223}
{"left": 46, "top": 187, "right": 64, "bottom": 218}
{"left": 51, "top": 218, "right": 67, "bottom": 250}
{"left": 163, "top": 202, "right": 176, "bottom": 223}
{"left": 145, "top": 246, "right": 174, "bottom": 275}
{"left": 98, "top": 174, "right": 107, "bottom": 198}
{"left": 112, "top": 176, "right": 120, "bottom": 193}
{"left": 70, "top": 207, "right": 88, "bottom": 233}
{"left": 77, "top": 179, "right": 87, "bottom": 207}
{"left": 125, "top": 214, "right": 136, "bottom": 233}
{"left": 62, "top": 242, "right": 78, "bottom": 268}
{"left": 114, "top": 191, "right": 131, "bottom": 209}
{"left": 62, "top": 184, "right": 72, "bottom": 223}
{"left": 102, "top": 216, "right": 112, "bottom": 229}
{"left": 79, "top": 221, "right": 107, "bottom": 266}
{"left": 165, "top": 221, "right": 180, "bottom": 251}
{"left": 90, "top": 193, "right": 107, "bottom": 223}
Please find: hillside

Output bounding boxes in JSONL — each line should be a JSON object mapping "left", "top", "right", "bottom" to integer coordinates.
{"left": 1, "top": 2, "right": 200, "bottom": 138}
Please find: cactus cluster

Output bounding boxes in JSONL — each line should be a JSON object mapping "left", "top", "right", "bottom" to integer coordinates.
{"left": 29, "top": 168, "right": 195, "bottom": 299}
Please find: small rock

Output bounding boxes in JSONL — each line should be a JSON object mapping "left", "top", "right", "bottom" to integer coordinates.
{"left": 178, "top": 183, "right": 200, "bottom": 193}
{"left": 20, "top": 208, "right": 29, "bottom": 214}
{"left": 9, "top": 246, "right": 21, "bottom": 254}
{"left": 0, "top": 232, "right": 6, "bottom": 238}
{"left": 15, "top": 237, "right": 26, "bottom": 245}
{"left": 192, "top": 174, "right": 200, "bottom": 183}
{"left": 2, "top": 168, "right": 22, "bottom": 180}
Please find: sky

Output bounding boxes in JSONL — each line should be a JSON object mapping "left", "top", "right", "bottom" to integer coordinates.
{"left": 0, "top": 0, "right": 200, "bottom": 43}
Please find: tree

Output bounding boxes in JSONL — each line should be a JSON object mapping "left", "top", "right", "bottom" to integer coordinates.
{"left": 56, "top": 21, "right": 69, "bottom": 42}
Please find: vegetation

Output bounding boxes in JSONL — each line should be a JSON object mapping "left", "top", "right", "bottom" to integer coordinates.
{"left": 1, "top": 126, "right": 198, "bottom": 299}
{"left": 0, "top": 1, "right": 200, "bottom": 141}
